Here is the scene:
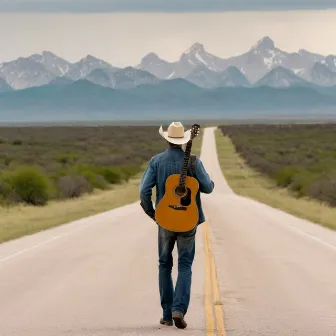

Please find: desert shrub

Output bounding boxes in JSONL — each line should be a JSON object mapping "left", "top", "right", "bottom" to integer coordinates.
{"left": 92, "top": 166, "right": 125, "bottom": 184}
{"left": 245, "top": 154, "right": 278, "bottom": 176}
{"left": 0, "top": 178, "right": 9, "bottom": 197}
{"left": 0, "top": 176, "right": 19, "bottom": 204}
{"left": 288, "top": 173, "right": 314, "bottom": 198}
{"left": 55, "top": 153, "right": 79, "bottom": 165}
{"left": 1, "top": 166, "right": 51, "bottom": 205}
{"left": 91, "top": 174, "right": 109, "bottom": 190}
{"left": 4, "top": 157, "right": 13, "bottom": 167}
{"left": 71, "top": 164, "right": 123, "bottom": 186}
{"left": 274, "top": 166, "right": 301, "bottom": 188}
{"left": 12, "top": 139, "right": 23, "bottom": 145}
{"left": 49, "top": 167, "right": 69, "bottom": 183}
{"left": 94, "top": 155, "right": 127, "bottom": 166}
{"left": 57, "top": 175, "right": 93, "bottom": 199}
{"left": 76, "top": 170, "right": 109, "bottom": 190}
{"left": 119, "top": 166, "right": 139, "bottom": 182}
{"left": 309, "top": 177, "right": 336, "bottom": 207}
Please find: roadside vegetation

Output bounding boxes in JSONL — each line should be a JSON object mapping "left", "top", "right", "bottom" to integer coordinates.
{"left": 216, "top": 124, "right": 336, "bottom": 230}
{"left": 0, "top": 125, "right": 202, "bottom": 243}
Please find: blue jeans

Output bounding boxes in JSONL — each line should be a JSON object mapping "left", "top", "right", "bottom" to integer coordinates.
{"left": 158, "top": 226, "right": 197, "bottom": 321}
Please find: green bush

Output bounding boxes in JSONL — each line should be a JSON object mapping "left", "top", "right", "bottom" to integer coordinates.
{"left": 71, "top": 164, "right": 125, "bottom": 185}
{"left": 288, "top": 173, "right": 313, "bottom": 198}
{"left": 12, "top": 139, "right": 23, "bottom": 145}
{"left": 55, "top": 153, "right": 79, "bottom": 165}
{"left": 78, "top": 170, "right": 109, "bottom": 190}
{"left": 274, "top": 166, "right": 301, "bottom": 188}
{"left": 0, "top": 162, "right": 140, "bottom": 205}
{"left": 119, "top": 166, "right": 139, "bottom": 182}
{"left": 1, "top": 166, "right": 51, "bottom": 206}
{"left": 92, "top": 175, "right": 109, "bottom": 190}
{"left": 94, "top": 166, "right": 124, "bottom": 184}
{"left": 0, "top": 177, "right": 17, "bottom": 204}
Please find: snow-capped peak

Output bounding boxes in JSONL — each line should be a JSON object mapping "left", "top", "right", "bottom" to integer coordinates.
{"left": 309, "top": 62, "right": 336, "bottom": 86}
{"left": 137, "top": 52, "right": 175, "bottom": 79}
{"left": 322, "top": 55, "right": 336, "bottom": 72}
{"left": 171, "top": 42, "right": 227, "bottom": 79}
{"left": 252, "top": 36, "right": 275, "bottom": 51}
{"left": 28, "top": 50, "right": 71, "bottom": 76}
{"left": 140, "top": 52, "right": 164, "bottom": 65}
{"left": 41, "top": 51, "right": 60, "bottom": 58}
{"left": 81, "top": 54, "right": 103, "bottom": 63}
{"left": 298, "top": 49, "right": 325, "bottom": 63}
{"left": 184, "top": 42, "right": 205, "bottom": 55}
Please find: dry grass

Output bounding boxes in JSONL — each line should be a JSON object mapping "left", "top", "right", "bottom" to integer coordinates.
{"left": 215, "top": 128, "right": 336, "bottom": 231}
{"left": 0, "top": 170, "right": 144, "bottom": 243}
{"left": 0, "top": 128, "right": 203, "bottom": 244}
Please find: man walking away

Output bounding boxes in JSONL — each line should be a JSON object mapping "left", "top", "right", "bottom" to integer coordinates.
{"left": 140, "top": 122, "right": 215, "bottom": 329}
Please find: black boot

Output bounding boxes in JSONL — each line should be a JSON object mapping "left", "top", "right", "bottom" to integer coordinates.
{"left": 172, "top": 312, "right": 187, "bottom": 329}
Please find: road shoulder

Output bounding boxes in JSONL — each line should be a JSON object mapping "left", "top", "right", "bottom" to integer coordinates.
{"left": 214, "top": 128, "right": 336, "bottom": 231}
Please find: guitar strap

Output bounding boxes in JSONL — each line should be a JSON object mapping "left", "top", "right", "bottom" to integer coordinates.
{"left": 188, "top": 154, "right": 197, "bottom": 177}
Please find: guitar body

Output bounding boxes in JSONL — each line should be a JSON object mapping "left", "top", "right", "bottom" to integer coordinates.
{"left": 155, "top": 174, "right": 199, "bottom": 232}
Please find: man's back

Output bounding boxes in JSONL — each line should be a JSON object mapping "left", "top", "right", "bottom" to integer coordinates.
{"left": 140, "top": 146, "right": 214, "bottom": 225}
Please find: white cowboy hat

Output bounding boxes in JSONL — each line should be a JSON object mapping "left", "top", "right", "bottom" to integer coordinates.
{"left": 159, "top": 121, "right": 191, "bottom": 145}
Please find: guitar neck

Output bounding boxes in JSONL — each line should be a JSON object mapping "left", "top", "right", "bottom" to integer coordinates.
{"left": 178, "top": 140, "right": 193, "bottom": 188}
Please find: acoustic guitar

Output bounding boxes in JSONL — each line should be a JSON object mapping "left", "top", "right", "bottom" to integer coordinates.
{"left": 155, "top": 124, "right": 201, "bottom": 232}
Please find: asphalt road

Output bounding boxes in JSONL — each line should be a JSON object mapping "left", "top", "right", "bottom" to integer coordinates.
{"left": 1, "top": 127, "right": 336, "bottom": 336}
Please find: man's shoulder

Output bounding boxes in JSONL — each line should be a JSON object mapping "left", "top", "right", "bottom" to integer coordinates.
{"left": 149, "top": 151, "right": 168, "bottom": 165}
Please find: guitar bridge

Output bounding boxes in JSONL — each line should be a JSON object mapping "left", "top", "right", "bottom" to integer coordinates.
{"left": 168, "top": 205, "right": 187, "bottom": 211}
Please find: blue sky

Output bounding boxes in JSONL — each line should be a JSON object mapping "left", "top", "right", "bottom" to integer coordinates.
{"left": 0, "top": 0, "right": 336, "bottom": 12}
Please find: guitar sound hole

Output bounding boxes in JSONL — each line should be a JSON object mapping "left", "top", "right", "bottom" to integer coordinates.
{"left": 180, "top": 188, "right": 192, "bottom": 206}
{"left": 174, "top": 186, "right": 192, "bottom": 207}
{"left": 175, "top": 186, "right": 186, "bottom": 197}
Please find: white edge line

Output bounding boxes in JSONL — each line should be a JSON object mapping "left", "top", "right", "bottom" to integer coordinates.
{"left": 238, "top": 196, "right": 336, "bottom": 253}
{"left": 0, "top": 201, "right": 140, "bottom": 265}
{"left": 0, "top": 231, "right": 75, "bottom": 264}
{"left": 276, "top": 219, "right": 336, "bottom": 252}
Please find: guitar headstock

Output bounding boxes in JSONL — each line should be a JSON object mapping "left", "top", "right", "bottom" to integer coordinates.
{"left": 190, "top": 124, "right": 200, "bottom": 140}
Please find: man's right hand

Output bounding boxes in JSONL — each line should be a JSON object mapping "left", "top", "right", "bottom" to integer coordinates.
{"left": 140, "top": 201, "right": 156, "bottom": 221}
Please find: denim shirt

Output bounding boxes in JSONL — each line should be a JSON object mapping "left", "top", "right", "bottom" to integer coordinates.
{"left": 139, "top": 147, "right": 215, "bottom": 225}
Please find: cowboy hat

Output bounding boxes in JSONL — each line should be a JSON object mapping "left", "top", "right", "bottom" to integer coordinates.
{"left": 159, "top": 121, "right": 191, "bottom": 145}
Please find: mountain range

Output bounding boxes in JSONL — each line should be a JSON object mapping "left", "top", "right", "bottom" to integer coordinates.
{"left": 1, "top": 77, "right": 335, "bottom": 122}
{"left": 1, "top": 36, "right": 336, "bottom": 91}
{"left": 1, "top": 36, "right": 336, "bottom": 121}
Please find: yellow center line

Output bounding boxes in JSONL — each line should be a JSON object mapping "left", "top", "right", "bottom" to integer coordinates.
{"left": 203, "top": 224, "right": 215, "bottom": 335}
{"left": 203, "top": 217, "right": 226, "bottom": 336}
